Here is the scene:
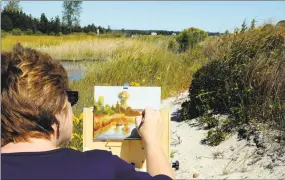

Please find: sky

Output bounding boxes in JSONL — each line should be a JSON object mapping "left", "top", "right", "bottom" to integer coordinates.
{"left": 4, "top": 1, "right": 285, "bottom": 32}
{"left": 94, "top": 86, "right": 161, "bottom": 110}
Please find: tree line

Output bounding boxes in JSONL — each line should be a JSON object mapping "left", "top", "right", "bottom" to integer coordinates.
{"left": 1, "top": 9, "right": 182, "bottom": 36}
{"left": 1, "top": 9, "right": 108, "bottom": 35}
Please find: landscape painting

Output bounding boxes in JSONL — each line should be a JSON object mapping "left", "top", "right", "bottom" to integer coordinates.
{"left": 93, "top": 86, "right": 161, "bottom": 141}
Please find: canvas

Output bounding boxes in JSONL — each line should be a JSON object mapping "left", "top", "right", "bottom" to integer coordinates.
{"left": 93, "top": 86, "right": 161, "bottom": 141}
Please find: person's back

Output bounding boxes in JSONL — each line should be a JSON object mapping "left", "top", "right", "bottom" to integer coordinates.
{"left": 2, "top": 148, "right": 169, "bottom": 179}
{"left": 1, "top": 44, "right": 175, "bottom": 180}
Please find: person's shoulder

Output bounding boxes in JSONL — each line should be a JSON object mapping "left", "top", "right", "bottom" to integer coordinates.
{"left": 67, "top": 148, "right": 115, "bottom": 164}
{"left": 83, "top": 149, "right": 113, "bottom": 158}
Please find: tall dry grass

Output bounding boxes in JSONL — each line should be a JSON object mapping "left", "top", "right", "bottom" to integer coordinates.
{"left": 1, "top": 33, "right": 100, "bottom": 52}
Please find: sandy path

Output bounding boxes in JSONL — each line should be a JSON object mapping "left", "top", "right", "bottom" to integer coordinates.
{"left": 161, "top": 91, "right": 285, "bottom": 179}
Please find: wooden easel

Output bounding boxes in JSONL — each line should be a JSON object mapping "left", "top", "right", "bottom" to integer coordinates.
{"left": 83, "top": 107, "right": 170, "bottom": 170}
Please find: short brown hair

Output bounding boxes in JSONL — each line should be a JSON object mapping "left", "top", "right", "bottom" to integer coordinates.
{"left": 1, "top": 43, "right": 69, "bottom": 146}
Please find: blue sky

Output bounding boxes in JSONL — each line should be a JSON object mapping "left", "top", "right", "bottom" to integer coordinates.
{"left": 7, "top": 1, "right": 285, "bottom": 32}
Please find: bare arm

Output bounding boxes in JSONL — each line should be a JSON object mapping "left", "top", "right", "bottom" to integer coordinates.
{"left": 144, "top": 140, "right": 175, "bottom": 179}
{"left": 136, "top": 108, "right": 175, "bottom": 179}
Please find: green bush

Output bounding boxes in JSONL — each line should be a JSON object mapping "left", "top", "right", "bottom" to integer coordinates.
{"left": 24, "top": 29, "right": 33, "bottom": 35}
{"left": 11, "top": 28, "right": 23, "bottom": 36}
{"left": 58, "top": 32, "right": 63, "bottom": 36}
{"left": 181, "top": 24, "right": 285, "bottom": 144}
{"left": 176, "top": 27, "right": 208, "bottom": 52}
{"left": 206, "top": 128, "right": 226, "bottom": 146}
{"left": 198, "top": 115, "right": 219, "bottom": 129}
{"left": 167, "top": 39, "right": 179, "bottom": 53}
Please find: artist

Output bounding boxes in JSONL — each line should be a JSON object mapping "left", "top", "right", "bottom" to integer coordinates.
{"left": 1, "top": 44, "right": 175, "bottom": 180}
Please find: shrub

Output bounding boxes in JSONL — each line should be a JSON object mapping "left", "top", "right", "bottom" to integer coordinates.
{"left": 206, "top": 128, "right": 226, "bottom": 146}
{"left": 181, "top": 24, "right": 285, "bottom": 144}
{"left": 184, "top": 60, "right": 230, "bottom": 119}
{"left": 58, "top": 32, "right": 63, "bottom": 36}
{"left": 176, "top": 27, "right": 208, "bottom": 52}
{"left": 198, "top": 115, "right": 219, "bottom": 129}
{"left": 11, "top": 28, "right": 23, "bottom": 36}
{"left": 168, "top": 39, "right": 179, "bottom": 53}
{"left": 24, "top": 29, "right": 33, "bottom": 35}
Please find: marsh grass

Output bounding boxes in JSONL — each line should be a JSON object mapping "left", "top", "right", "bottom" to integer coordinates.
{"left": 71, "top": 45, "right": 206, "bottom": 115}
{"left": 1, "top": 34, "right": 101, "bottom": 51}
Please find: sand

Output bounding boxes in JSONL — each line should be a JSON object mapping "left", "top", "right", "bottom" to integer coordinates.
{"left": 161, "top": 91, "right": 285, "bottom": 179}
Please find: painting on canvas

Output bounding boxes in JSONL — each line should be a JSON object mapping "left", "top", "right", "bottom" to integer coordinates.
{"left": 93, "top": 86, "right": 161, "bottom": 141}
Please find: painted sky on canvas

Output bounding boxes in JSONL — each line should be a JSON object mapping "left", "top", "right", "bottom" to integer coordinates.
{"left": 94, "top": 86, "right": 161, "bottom": 110}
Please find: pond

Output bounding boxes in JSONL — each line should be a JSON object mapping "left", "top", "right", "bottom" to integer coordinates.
{"left": 60, "top": 61, "right": 88, "bottom": 81}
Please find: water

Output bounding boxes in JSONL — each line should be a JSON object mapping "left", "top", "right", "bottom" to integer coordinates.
{"left": 96, "top": 123, "right": 141, "bottom": 140}
{"left": 60, "top": 61, "right": 87, "bottom": 81}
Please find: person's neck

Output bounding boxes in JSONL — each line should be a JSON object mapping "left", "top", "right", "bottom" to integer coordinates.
{"left": 1, "top": 138, "right": 57, "bottom": 153}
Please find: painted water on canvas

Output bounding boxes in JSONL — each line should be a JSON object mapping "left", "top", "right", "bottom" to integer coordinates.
{"left": 93, "top": 86, "right": 161, "bottom": 141}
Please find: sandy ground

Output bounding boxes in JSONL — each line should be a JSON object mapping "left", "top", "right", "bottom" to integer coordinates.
{"left": 161, "top": 91, "right": 285, "bottom": 179}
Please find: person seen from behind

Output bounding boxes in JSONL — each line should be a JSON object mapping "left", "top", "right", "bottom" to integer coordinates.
{"left": 1, "top": 44, "right": 175, "bottom": 179}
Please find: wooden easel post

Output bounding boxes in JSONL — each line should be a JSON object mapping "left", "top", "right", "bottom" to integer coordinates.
{"left": 83, "top": 107, "right": 170, "bottom": 169}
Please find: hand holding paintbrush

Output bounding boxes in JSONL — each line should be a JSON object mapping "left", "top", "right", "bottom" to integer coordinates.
{"left": 135, "top": 107, "right": 163, "bottom": 145}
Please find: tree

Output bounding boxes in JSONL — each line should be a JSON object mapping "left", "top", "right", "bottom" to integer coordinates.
{"left": 4, "top": 0, "right": 21, "bottom": 12}
{"left": 62, "top": 1, "right": 83, "bottom": 33}
{"left": 176, "top": 27, "right": 208, "bottom": 52}
{"left": 98, "top": 26, "right": 105, "bottom": 34}
{"left": 224, "top": 30, "right": 230, "bottom": 35}
{"left": 1, "top": 15, "right": 13, "bottom": 31}
{"left": 250, "top": 19, "right": 256, "bottom": 30}
{"left": 54, "top": 16, "right": 61, "bottom": 35}
{"left": 98, "top": 96, "right": 104, "bottom": 107}
{"left": 118, "top": 91, "right": 130, "bottom": 109}
{"left": 234, "top": 28, "right": 240, "bottom": 34}
{"left": 106, "top": 25, "right": 111, "bottom": 33}
{"left": 240, "top": 19, "right": 247, "bottom": 33}
{"left": 47, "top": 17, "right": 54, "bottom": 34}
{"left": 33, "top": 18, "right": 39, "bottom": 32}
{"left": 39, "top": 13, "right": 48, "bottom": 34}
{"left": 29, "top": 15, "right": 37, "bottom": 33}
{"left": 91, "top": 23, "right": 97, "bottom": 32}
{"left": 115, "top": 102, "right": 121, "bottom": 113}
